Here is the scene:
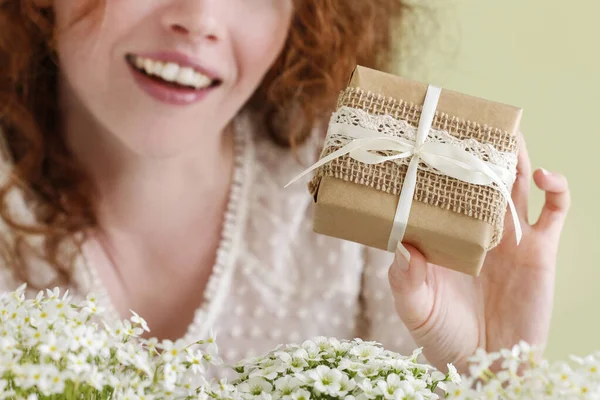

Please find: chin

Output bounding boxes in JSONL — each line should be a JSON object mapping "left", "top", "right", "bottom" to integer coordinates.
{"left": 112, "top": 121, "right": 213, "bottom": 159}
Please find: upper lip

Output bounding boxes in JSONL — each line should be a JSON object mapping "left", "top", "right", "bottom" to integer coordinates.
{"left": 126, "top": 51, "right": 223, "bottom": 82}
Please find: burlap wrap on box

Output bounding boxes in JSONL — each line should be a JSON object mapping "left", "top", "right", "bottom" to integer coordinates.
{"left": 309, "top": 87, "right": 519, "bottom": 249}
{"left": 301, "top": 65, "right": 522, "bottom": 275}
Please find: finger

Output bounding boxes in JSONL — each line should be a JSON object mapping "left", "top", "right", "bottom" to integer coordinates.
{"left": 388, "top": 243, "right": 434, "bottom": 330}
{"left": 532, "top": 168, "right": 570, "bottom": 234}
{"left": 512, "top": 133, "right": 532, "bottom": 222}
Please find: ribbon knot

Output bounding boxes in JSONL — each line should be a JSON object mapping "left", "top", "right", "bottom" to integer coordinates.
{"left": 286, "top": 85, "right": 522, "bottom": 252}
{"left": 413, "top": 145, "right": 424, "bottom": 157}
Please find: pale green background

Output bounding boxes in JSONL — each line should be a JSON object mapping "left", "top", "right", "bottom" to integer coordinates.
{"left": 396, "top": 0, "right": 598, "bottom": 361}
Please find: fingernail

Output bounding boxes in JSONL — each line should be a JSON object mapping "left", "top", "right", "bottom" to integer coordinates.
{"left": 540, "top": 168, "right": 549, "bottom": 176}
{"left": 395, "top": 243, "right": 411, "bottom": 271}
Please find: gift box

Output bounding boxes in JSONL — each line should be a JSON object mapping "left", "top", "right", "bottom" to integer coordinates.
{"left": 293, "top": 66, "right": 523, "bottom": 276}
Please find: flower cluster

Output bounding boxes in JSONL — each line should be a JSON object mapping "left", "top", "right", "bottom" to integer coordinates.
{"left": 0, "top": 284, "right": 220, "bottom": 399}
{"left": 445, "top": 341, "right": 600, "bottom": 399}
{"left": 4, "top": 285, "right": 600, "bottom": 400}
{"left": 222, "top": 336, "right": 460, "bottom": 400}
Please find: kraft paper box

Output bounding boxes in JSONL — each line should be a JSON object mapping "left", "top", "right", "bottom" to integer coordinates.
{"left": 307, "top": 66, "right": 522, "bottom": 276}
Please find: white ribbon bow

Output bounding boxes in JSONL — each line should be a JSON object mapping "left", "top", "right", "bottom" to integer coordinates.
{"left": 286, "top": 85, "right": 522, "bottom": 252}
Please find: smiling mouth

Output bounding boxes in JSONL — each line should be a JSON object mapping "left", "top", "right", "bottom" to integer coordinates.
{"left": 125, "top": 54, "right": 221, "bottom": 90}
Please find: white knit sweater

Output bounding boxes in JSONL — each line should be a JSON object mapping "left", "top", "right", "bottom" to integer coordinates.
{"left": 0, "top": 117, "right": 416, "bottom": 380}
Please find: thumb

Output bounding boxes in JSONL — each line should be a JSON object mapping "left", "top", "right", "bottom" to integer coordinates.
{"left": 388, "top": 243, "right": 434, "bottom": 330}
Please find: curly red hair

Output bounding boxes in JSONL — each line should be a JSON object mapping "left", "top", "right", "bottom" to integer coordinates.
{"left": 0, "top": 0, "right": 409, "bottom": 289}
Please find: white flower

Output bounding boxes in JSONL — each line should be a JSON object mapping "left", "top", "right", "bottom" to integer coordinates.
{"left": 204, "top": 342, "right": 223, "bottom": 365}
{"left": 357, "top": 379, "right": 382, "bottom": 399}
{"left": 81, "top": 294, "right": 106, "bottom": 315}
{"left": 288, "top": 357, "right": 309, "bottom": 373}
{"left": 500, "top": 343, "right": 525, "bottom": 372}
{"left": 300, "top": 341, "right": 322, "bottom": 362}
{"left": 130, "top": 310, "right": 150, "bottom": 332}
{"left": 356, "top": 359, "right": 385, "bottom": 378}
{"left": 249, "top": 358, "right": 287, "bottom": 380}
{"left": 444, "top": 382, "right": 472, "bottom": 399}
{"left": 274, "top": 350, "right": 292, "bottom": 363}
{"left": 66, "top": 352, "right": 92, "bottom": 375}
{"left": 308, "top": 365, "right": 344, "bottom": 395}
{"left": 377, "top": 373, "right": 404, "bottom": 399}
{"left": 313, "top": 336, "right": 342, "bottom": 353}
{"left": 339, "top": 358, "right": 369, "bottom": 373}
{"left": 46, "top": 367, "right": 67, "bottom": 395}
{"left": 160, "top": 339, "right": 187, "bottom": 363}
{"left": 123, "top": 319, "right": 144, "bottom": 337}
{"left": 143, "top": 337, "right": 160, "bottom": 354}
{"left": 405, "top": 374, "right": 432, "bottom": 398}
{"left": 549, "top": 361, "right": 575, "bottom": 389}
{"left": 410, "top": 347, "right": 424, "bottom": 362}
{"left": 185, "top": 349, "right": 207, "bottom": 375}
{"left": 468, "top": 348, "right": 501, "bottom": 378}
{"left": 338, "top": 373, "right": 356, "bottom": 396}
{"left": 29, "top": 306, "right": 58, "bottom": 328}
{"left": 271, "top": 349, "right": 309, "bottom": 374}
{"left": 387, "top": 357, "right": 411, "bottom": 373}
{"left": 275, "top": 376, "right": 303, "bottom": 395}
{"left": 80, "top": 327, "right": 108, "bottom": 357}
{"left": 349, "top": 343, "right": 383, "bottom": 360}
{"left": 289, "top": 388, "right": 311, "bottom": 400}
{"left": 45, "top": 287, "right": 60, "bottom": 300}
{"left": 238, "top": 377, "right": 274, "bottom": 396}
{"left": 447, "top": 364, "right": 461, "bottom": 384}
{"left": 571, "top": 353, "right": 600, "bottom": 375}
{"left": 0, "top": 286, "right": 219, "bottom": 399}
{"left": 0, "top": 336, "right": 16, "bottom": 352}
{"left": 291, "top": 348, "right": 310, "bottom": 360}
{"left": 395, "top": 379, "right": 433, "bottom": 400}
{"left": 430, "top": 371, "right": 446, "bottom": 382}
{"left": 161, "top": 362, "right": 180, "bottom": 391}
{"left": 38, "top": 333, "right": 66, "bottom": 362}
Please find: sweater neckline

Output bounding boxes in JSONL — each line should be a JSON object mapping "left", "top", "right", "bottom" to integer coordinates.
{"left": 77, "top": 121, "right": 255, "bottom": 343}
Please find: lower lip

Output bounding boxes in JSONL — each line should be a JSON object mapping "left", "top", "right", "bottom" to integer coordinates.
{"left": 128, "top": 65, "right": 215, "bottom": 106}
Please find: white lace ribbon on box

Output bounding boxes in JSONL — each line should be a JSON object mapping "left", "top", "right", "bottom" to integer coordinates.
{"left": 286, "top": 85, "right": 522, "bottom": 253}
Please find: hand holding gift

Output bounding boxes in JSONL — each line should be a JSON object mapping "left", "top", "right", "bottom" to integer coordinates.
{"left": 287, "top": 66, "right": 570, "bottom": 372}
{"left": 389, "top": 137, "right": 569, "bottom": 373}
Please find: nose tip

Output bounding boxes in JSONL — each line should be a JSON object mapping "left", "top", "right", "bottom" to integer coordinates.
{"left": 171, "top": 23, "right": 218, "bottom": 41}
{"left": 171, "top": 24, "right": 218, "bottom": 41}
{"left": 169, "top": 22, "right": 218, "bottom": 42}
{"left": 162, "top": 1, "right": 222, "bottom": 43}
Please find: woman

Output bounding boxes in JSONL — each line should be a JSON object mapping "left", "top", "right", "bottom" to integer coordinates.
{"left": 0, "top": 0, "right": 570, "bottom": 378}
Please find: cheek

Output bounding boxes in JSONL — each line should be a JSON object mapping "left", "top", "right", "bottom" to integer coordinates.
{"left": 53, "top": 1, "right": 147, "bottom": 103}
{"left": 231, "top": 10, "right": 292, "bottom": 89}
{"left": 53, "top": 1, "right": 107, "bottom": 78}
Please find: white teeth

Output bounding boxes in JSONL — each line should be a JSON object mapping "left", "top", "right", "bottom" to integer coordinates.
{"left": 131, "top": 55, "right": 214, "bottom": 89}
{"left": 195, "top": 74, "right": 211, "bottom": 88}
{"left": 160, "top": 62, "right": 180, "bottom": 82}
{"left": 176, "top": 67, "right": 196, "bottom": 87}
{"left": 152, "top": 61, "right": 164, "bottom": 75}
{"left": 143, "top": 58, "right": 153, "bottom": 74}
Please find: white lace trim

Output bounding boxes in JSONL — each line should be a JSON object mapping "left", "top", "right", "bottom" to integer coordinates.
{"left": 189, "top": 118, "right": 254, "bottom": 340}
{"left": 326, "top": 106, "right": 517, "bottom": 174}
